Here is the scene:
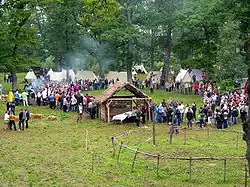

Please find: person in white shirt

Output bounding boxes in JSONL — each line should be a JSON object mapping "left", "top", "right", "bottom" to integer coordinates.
{"left": 177, "top": 102, "right": 185, "bottom": 123}
{"left": 77, "top": 103, "right": 83, "bottom": 122}
{"left": 4, "top": 111, "right": 10, "bottom": 129}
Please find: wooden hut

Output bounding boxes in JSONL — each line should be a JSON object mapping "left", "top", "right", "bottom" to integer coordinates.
{"left": 96, "top": 82, "right": 151, "bottom": 123}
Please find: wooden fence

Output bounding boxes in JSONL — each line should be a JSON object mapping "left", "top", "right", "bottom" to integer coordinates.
{"left": 111, "top": 128, "right": 249, "bottom": 186}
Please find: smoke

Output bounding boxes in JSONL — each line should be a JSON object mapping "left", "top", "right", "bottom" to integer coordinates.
{"left": 63, "top": 36, "right": 116, "bottom": 75}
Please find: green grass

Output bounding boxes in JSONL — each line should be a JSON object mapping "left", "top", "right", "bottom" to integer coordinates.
{"left": 0, "top": 73, "right": 248, "bottom": 186}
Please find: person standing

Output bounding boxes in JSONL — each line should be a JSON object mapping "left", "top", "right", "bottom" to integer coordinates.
{"left": 48, "top": 94, "right": 55, "bottom": 109}
{"left": 186, "top": 107, "right": 193, "bottom": 128}
{"left": 18, "top": 109, "right": 25, "bottom": 131}
{"left": 21, "top": 91, "right": 29, "bottom": 106}
{"left": 24, "top": 109, "right": 30, "bottom": 128}
{"left": 77, "top": 103, "right": 83, "bottom": 122}
{"left": 8, "top": 110, "right": 17, "bottom": 131}
{"left": 4, "top": 111, "right": 10, "bottom": 130}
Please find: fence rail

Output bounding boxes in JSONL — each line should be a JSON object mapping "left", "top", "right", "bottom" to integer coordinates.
{"left": 111, "top": 128, "right": 248, "bottom": 185}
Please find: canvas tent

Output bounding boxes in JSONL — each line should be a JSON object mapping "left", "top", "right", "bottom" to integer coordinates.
{"left": 147, "top": 71, "right": 162, "bottom": 83}
{"left": 106, "top": 71, "right": 128, "bottom": 82}
{"left": 25, "top": 70, "right": 37, "bottom": 80}
{"left": 175, "top": 69, "right": 192, "bottom": 83}
{"left": 49, "top": 69, "right": 67, "bottom": 82}
{"left": 189, "top": 69, "right": 204, "bottom": 82}
{"left": 76, "top": 70, "right": 97, "bottom": 81}
{"left": 69, "top": 69, "right": 76, "bottom": 81}
{"left": 47, "top": 69, "right": 54, "bottom": 77}
{"left": 133, "top": 64, "right": 148, "bottom": 74}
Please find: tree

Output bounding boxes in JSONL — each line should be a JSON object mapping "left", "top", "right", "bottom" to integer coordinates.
{"left": 0, "top": 0, "right": 40, "bottom": 90}
{"left": 215, "top": 20, "right": 247, "bottom": 90}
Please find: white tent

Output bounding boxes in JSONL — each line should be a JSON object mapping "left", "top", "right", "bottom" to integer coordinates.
{"left": 76, "top": 70, "right": 97, "bottom": 81}
{"left": 133, "top": 64, "right": 148, "bottom": 74}
{"left": 69, "top": 69, "right": 76, "bottom": 81}
{"left": 25, "top": 70, "right": 37, "bottom": 80}
{"left": 147, "top": 71, "right": 162, "bottom": 83}
{"left": 190, "top": 69, "right": 203, "bottom": 82}
{"left": 50, "top": 71, "right": 67, "bottom": 82}
{"left": 106, "top": 71, "right": 129, "bottom": 82}
{"left": 175, "top": 69, "right": 192, "bottom": 83}
{"left": 47, "top": 69, "right": 54, "bottom": 77}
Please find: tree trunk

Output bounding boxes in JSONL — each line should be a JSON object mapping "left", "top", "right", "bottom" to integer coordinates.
{"left": 243, "top": 38, "right": 250, "bottom": 174}
{"left": 99, "top": 60, "right": 105, "bottom": 78}
{"left": 160, "top": 27, "right": 172, "bottom": 87}
{"left": 126, "top": 1, "right": 133, "bottom": 83}
{"left": 11, "top": 70, "right": 17, "bottom": 91}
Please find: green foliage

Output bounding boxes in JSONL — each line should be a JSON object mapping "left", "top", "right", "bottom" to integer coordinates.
{"left": 0, "top": 0, "right": 40, "bottom": 71}
{"left": 215, "top": 20, "right": 247, "bottom": 85}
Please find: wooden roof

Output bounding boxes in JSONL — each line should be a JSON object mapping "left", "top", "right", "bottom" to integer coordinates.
{"left": 96, "top": 82, "right": 149, "bottom": 103}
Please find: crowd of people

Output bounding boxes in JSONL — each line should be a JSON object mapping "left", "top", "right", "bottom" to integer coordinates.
{"left": 2, "top": 68, "right": 248, "bottom": 130}
{"left": 151, "top": 90, "right": 248, "bottom": 130}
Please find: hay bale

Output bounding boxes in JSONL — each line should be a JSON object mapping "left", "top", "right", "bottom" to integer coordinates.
{"left": 30, "top": 113, "right": 44, "bottom": 119}
{"left": 47, "top": 116, "right": 59, "bottom": 121}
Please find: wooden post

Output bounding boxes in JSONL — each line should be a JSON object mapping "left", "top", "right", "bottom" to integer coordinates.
{"left": 91, "top": 152, "right": 94, "bottom": 173}
{"left": 169, "top": 125, "right": 174, "bottom": 145}
{"left": 184, "top": 128, "right": 187, "bottom": 144}
{"left": 153, "top": 121, "right": 156, "bottom": 146}
{"left": 131, "top": 149, "right": 139, "bottom": 173}
{"left": 157, "top": 154, "right": 160, "bottom": 177}
{"left": 207, "top": 126, "right": 210, "bottom": 146}
{"left": 189, "top": 157, "right": 192, "bottom": 180}
{"left": 245, "top": 164, "right": 248, "bottom": 187}
{"left": 117, "top": 142, "right": 123, "bottom": 164}
{"left": 236, "top": 133, "right": 239, "bottom": 149}
{"left": 85, "top": 130, "right": 88, "bottom": 150}
{"left": 223, "top": 159, "right": 227, "bottom": 182}
{"left": 111, "top": 137, "right": 116, "bottom": 157}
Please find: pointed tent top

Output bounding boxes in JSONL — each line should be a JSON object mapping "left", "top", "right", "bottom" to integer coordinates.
{"left": 25, "top": 70, "right": 36, "bottom": 80}
{"left": 95, "top": 82, "right": 149, "bottom": 104}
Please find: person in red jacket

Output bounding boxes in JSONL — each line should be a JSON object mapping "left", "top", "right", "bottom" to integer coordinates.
{"left": 194, "top": 82, "right": 199, "bottom": 95}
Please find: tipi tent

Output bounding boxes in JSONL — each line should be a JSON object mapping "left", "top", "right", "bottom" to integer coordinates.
{"left": 25, "top": 70, "right": 37, "bottom": 80}
{"left": 76, "top": 70, "right": 97, "bottom": 80}
{"left": 69, "top": 69, "right": 76, "bottom": 81}
{"left": 106, "top": 71, "right": 128, "bottom": 82}
{"left": 133, "top": 65, "right": 148, "bottom": 74}
{"left": 50, "top": 72, "right": 66, "bottom": 82}
{"left": 47, "top": 69, "right": 54, "bottom": 77}
{"left": 190, "top": 69, "right": 204, "bottom": 82}
{"left": 175, "top": 69, "right": 192, "bottom": 83}
{"left": 147, "top": 71, "right": 162, "bottom": 83}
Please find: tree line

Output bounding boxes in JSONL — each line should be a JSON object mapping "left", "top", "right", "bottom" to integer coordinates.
{"left": 0, "top": 0, "right": 249, "bottom": 90}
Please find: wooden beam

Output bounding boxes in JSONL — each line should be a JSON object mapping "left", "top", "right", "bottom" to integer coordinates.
{"left": 106, "top": 100, "right": 113, "bottom": 123}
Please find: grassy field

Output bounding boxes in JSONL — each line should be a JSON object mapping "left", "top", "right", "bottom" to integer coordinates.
{"left": 0, "top": 73, "right": 248, "bottom": 186}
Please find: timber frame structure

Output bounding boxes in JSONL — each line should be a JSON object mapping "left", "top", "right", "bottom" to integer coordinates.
{"left": 95, "top": 82, "right": 151, "bottom": 123}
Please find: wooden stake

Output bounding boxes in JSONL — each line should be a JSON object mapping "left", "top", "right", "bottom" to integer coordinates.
{"left": 85, "top": 130, "right": 88, "bottom": 150}
{"left": 153, "top": 121, "right": 156, "bottom": 146}
{"left": 184, "top": 128, "right": 187, "bottom": 144}
{"left": 189, "top": 157, "right": 192, "bottom": 180}
{"left": 117, "top": 142, "right": 123, "bottom": 164}
{"left": 236, "top": 133, "right": 239, "bottom": 149}
{"left": 157, "top": 154, "right": 160, "bottom": 177}
{"left": 169, "top": 125, "right": 174, "bottom": 145}
{"left": 131, "top": 149, "right": 139, "bottom": 173}
{"left": 245, "top": 164, "right": 248, "bottom": 187}
{"left": 223, "top": 159, "right": 227, "bottom": 182}
{"left": 111, "top": 137, "right": 116, "bottom": 157}
{"left": 207, "top": 126, "right": 210, "bottom": 146}
{"left": 91, "top": 152, "right": 94, "bottom": 173}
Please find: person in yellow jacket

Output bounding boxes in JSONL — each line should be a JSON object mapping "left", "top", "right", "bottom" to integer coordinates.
{"left": 8, "top": 90, "right": 14, "bottom": 103}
